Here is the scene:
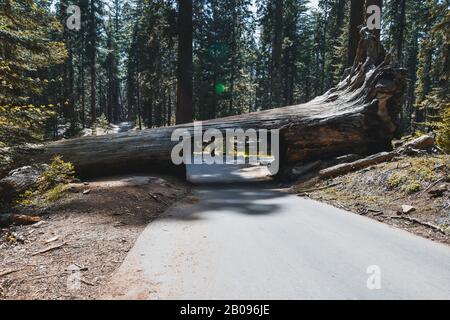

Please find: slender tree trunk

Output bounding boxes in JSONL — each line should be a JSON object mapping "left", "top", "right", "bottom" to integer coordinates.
{"left": 212, "top": 66, "right": 218, "bottom": 119}
{"left": 89, "top": 0, "right": 97, "bottom": 126}
{"left": 271, "top": 0, "right": 283, "bottom": 108}
{"left": 107, "top": 37, "right": 114, "bottom": 123}
{"left": 68, "top": 49, "right": 76, "bottom": 130}
{"left": 396, "top": 0, "right": 406, "bottom": 62}
{"left": 149, "top": 84, "right": 156, "bottom": 128}
{"left": 347, "top": 0, "right": 365, "bottom": 66}
{"left": 228, "top": 0, "right": 237, "bottom": 116}
{"left": 167, "top": 88, "right": 172, "bottom": 127}
{"left": 329, "top": 0, "right": 346, "bottom": 86}
{"left": 176, "top": 0, "right": 193, "bottom": 124}
{"left": 320, "top": 1, "right": 330, "bottom": 92}
{"left": 80, "top": 52, "right": 86, "bottom": 129}
{"left": 137, "top": 73, "right": 142, "bottom": 130}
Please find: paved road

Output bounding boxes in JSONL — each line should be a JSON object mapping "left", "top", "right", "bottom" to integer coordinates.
{"left": 103, "top": 165, "right": 450, "bottom": 300}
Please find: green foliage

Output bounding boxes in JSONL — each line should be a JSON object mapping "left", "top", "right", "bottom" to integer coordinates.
{"left": 43, "top": 184, "right": 71, "bottom": 203}
{"left": 0, "top": 0, "right": 448, "bottom": 155}
{"left": 93, "top": 113, "right": 110, "bottom": 135}
{"left": 0, "top": 104, "right": 57, "bottom": 146}
{"left": 19, "top": 183, "right": 71, "bottom": 206}
{"left": 387, "top": 172, "right": 406, "bottom": 189}
{"left": 18, "top": 190, "right": 35, "bottom": 207}
{"left": 435, "top": 103, "right": 450, "bottom": 152}
{"left": 414, "top": 1, "right": 449, "bottom": 137}
{"left": 37, "top": 156, "right": 75, "bottom": 192}
{"left": 18, "top": 157, "right": 75, "bottom": 207}
{"left": 256, "top": 0, "right": 317, "bottom": 109}
{"left": 0, "top": 0, "right": 67, "bottom": 149}
{"left": 385, "top": 156, "right": 447, "bottom": 195}
{"left": 403, "top": 181, "right": 422, "bottom": 194}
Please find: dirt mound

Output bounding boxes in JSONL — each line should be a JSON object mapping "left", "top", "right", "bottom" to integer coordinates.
{"left": 294, "top": 155, "right": 449, "bottom": 245}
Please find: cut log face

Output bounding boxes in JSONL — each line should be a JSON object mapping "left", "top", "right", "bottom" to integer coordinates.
{"left": 25, "top": 28, "right": 407, "bottom": 178}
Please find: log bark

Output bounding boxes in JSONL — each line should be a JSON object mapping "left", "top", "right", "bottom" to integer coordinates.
{"left": 319, "top": 151, "right": 396, "bottom": 179}
{"left": 22, "top": 28, "right": 407, "bottom": 178}
{"left": 318, "top": 134, "right": 435, "bottom": 180}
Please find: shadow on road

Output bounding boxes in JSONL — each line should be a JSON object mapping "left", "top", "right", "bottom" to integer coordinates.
{"left": 156, "top": 163, "right": 290, "bottom": 220}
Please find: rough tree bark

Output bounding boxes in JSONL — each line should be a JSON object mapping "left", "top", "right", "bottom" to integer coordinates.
{"left": 20, "top": 28, "right": 407, "bottom": 178}
{"left": 271, "top": 0, "right": 284, "bottom": 107}
{"left": 176, "top": 0, "right": 193, "bottom": 124}
{"left": 348, "top": 0, "right": 365, "bottom": 67}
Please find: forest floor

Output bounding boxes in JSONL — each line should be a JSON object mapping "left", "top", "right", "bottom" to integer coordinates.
{"left": 0, "top": 174, "right": 189, "bottom": 300}
{"left": 292, "top": 154, "right": 450, "bottom": 246}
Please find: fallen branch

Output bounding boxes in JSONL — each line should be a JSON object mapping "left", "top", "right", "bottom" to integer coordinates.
{"left": 0, "top": 268, "right": 24, "bottom": 278}
{"left": 292, "top": 161, "right": 322, "bottom": 177}
{"left": 27, "top": 273, "right": 63, "bottom": 282}
{"left": 149, "top": 193, "right": 169, "bottom": 206}
{"left": 317, "top": 134, "right": 436, "bottom": 180}
{"left": 297, "top": 182, "right": 342, "bottom": 195}
{"left": 359, "top": 208, "right": 383, "bottom": 216}
{"left": 389, "top": 216, "right": 445, "bottom": 234}
{"left": 81, "top": 279, "right": 95, "bottom": 286}
{"left": 319, "top": 152, "right": 396, "bottom": 179}
{"left": 419, "top": 177, "right": 446, "bottom": 197}
{"left": 32, "top": 243, "right": 66, "bottom": 256}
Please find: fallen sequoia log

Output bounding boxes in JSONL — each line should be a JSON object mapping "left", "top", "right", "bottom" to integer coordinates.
{"left": 319, "top": 134, "right": 436, "bottom": 179}
{"left": 21, "top": 28, "right": 407, "bottom": 178}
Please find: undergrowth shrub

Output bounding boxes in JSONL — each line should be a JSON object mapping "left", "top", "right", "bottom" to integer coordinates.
{"left": 18, "top": 157, "right": 75, "bottom": 206}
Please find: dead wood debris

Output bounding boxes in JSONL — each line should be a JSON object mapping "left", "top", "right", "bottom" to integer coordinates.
{"left": 31, "top": 242, "right": 66, "bottom": 256}
{"left": 317, "top": 135, "right": 437, "bottom": 180}
{"left": 149, "top": 193, "right": 169, "bottom": 206}
{"left": 0, "top": 268, "right": 24, "bottom": 278}
{"left": 297, "top": 182, "right": 342, "bottom": 195}
{"left": 389, "top": 216, "right": 446, "bottom": 234}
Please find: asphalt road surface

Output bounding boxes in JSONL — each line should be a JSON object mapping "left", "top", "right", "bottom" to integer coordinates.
{"left": 103, "top": 164, "right": 450, "bottom": 300}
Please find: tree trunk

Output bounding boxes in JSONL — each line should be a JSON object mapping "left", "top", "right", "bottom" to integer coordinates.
{"left": 328, "top": 0, "right": 346, "bottom": 86}
{"left": 80, "top": 52, "right": 86, "bottom": 129}
{"left": 271, "top": 0, "right": 284, "bottom": 108}
{"left": 348, "top": 0, "right": 365, "bottom": 67}
{"left": 89, "top": 0, "right": 97, "bottom": 126}
{"left": 25, "top": 29, "right": 407, "bottom": 178}
{"left": 167, "top": 87, "right": 173, "bottom": 126}
{"left": 176, "top": 0, "right": 193, "bottom": 124}
{"left": 228, "top": 0, "right": 237, "bottom": 116}
{"left": 396, "top": 0, "right": 406, "bottom": 62}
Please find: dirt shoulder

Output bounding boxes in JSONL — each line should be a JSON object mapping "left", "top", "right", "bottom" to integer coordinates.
{"left": 0, "top": 174, "right": 189, "bottom": 300}
{"left": 292, "top": 155, "right": 450, "bottom": 245}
